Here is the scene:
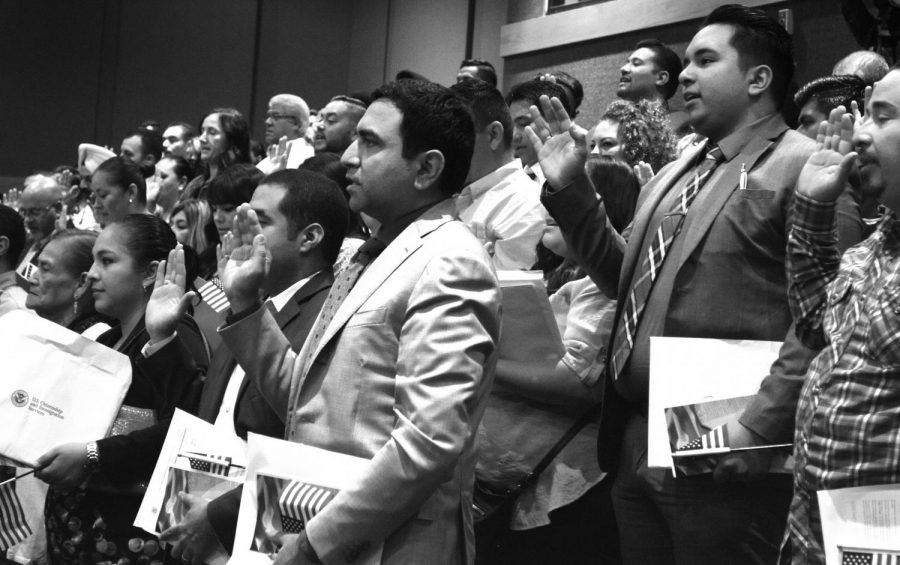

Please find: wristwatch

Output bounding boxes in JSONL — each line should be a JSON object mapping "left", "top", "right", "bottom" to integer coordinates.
{"left": 84, "top": 441, "right": 101, "bottom": 473}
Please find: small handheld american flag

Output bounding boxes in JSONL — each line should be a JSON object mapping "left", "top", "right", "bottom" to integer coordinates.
{"left": 675, "top": 424, "right": 729, "bottom": 455}
{"left": 196, "top": 277, "right": 230, "bottom": 313}
{"left": 0, "top": 477, "right": 32, "bottom": 550}
{"left": 183, "top": 452, "right": 233, "bottom": 476}
{"left": 278, "top": 481, "right": 339, "bottom": 534}
{"left": 842, "top": 548, "right": 900, "bottom": 565}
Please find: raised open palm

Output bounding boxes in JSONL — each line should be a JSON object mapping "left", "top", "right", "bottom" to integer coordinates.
{"left": 524, "top": 95, "right": 589, "bottom": 189}
{"left": 217, "top": 203, "right": 270, "bottom": 311}
{"left": 797, "top": 106, "right": 857, "bottom": 203}
{"left": 145, "top": 244, "right": 196, "bottom": 343}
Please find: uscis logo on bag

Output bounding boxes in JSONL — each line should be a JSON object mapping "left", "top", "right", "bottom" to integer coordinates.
{"left": 11, "top": 390, "right": 29, "bottom": 408}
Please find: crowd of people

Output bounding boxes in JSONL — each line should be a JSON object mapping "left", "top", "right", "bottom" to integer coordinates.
{"left": 0, "top": 3, "right": 898, "bottom": 564}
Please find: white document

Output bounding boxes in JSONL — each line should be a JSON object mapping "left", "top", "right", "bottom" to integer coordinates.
{"left": 230, "top": 433, "right": 381, "bottom": 565}
{"left": 0, "top": 311, "right": 131, "bottom": 467}
{"left": 647, "top": 336, "right": 782, "bottom": 469}
{"left": 818, "top": 483, "right": 900, "bottom": 564}
{"left": 135, "top": 409, "right": 247, "bottom": 536}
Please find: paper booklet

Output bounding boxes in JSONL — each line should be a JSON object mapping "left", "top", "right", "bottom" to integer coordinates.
{"left": 495, "top": 270, "right": 563, "bottom": 364}
{"left": 135, "top": 409, "right": 247, "bottom": 544}
{"left": 230, "top": 433, "right": 381, "bottom": 565}
{"left": 647, "top": 336, "right": 792, "bottom": 475}
{"left": 818, "top": 483, "right": 900, "bottom": 564}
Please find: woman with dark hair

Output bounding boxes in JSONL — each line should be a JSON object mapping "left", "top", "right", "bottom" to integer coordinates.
{"left": 25, "top": 229, "right": 111, "bottom": 337}
{"left": 170, "top": 198, "right": 219, "bottom": 279}
{"left": 90, "top": 156, "right": 149, "bottom": 227}
{"left": 589, "top": 99, "right": 677, "bottom": 177}
{"left": 204, "top": 163, "right": 264, "bottom": 240}
{"left": 198, "top": 108, "right": 251, "bottom": 179}
{"left": 36, "top": 214, "right": 208, "bottom": 565}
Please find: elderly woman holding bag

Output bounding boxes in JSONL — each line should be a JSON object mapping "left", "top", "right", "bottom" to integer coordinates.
{"left": 35, "top": 214, "right": 208, "bottom": 565}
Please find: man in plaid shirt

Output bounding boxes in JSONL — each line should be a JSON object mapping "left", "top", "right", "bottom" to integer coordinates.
{"left": 783, "top": 69, "right": 900, "bottom": 564}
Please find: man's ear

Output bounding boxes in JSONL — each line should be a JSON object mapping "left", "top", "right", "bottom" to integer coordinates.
{"left": 413, "top": 149, "right": 446, "bottom": 192}
{"left": 747, "top": 64, "right": 773, "bottom": 97}
{"left": 654, "top": 70, "right": 670, "bottom": 88}
{"left": 487, "top": 121, "right": 505, "bottom": 152}
{"left": 296, "top": 222, "right": 325, "bottom": 254}
{"left": 0, "top": 235, "right": 9, "bottom": 259}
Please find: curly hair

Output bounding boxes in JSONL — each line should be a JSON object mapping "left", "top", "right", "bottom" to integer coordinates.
{"left": 600, "top": 99, "right": 677, "bottom": 173}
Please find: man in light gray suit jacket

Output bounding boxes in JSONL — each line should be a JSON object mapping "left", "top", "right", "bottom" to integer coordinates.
{"left": 217, "top": 80, "right": 502, "bottom": 565}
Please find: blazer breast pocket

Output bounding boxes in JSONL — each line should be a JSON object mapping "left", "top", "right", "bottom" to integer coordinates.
{"left": 737, "top": 189, "right": 775, "bottom": 200}
{"left": 346, "top": 307, "right": 387, "bottom": 328}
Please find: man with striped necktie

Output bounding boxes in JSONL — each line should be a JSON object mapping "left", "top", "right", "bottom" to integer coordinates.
{"left": 536, "top": 5, "right": 861, "bottom": 565}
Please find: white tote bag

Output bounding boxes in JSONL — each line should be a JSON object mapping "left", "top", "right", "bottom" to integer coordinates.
{"left": 0, "top": 311, "right": 131, "bottom": 467}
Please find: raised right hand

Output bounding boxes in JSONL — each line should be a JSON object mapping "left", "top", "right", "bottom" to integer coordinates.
{"left": 218, "top": 203, "right": 270, "bottom": 311}
{"left": 524, "top": 95, "right": 589, "bottom": 189}
{"left": 797, "top": 106, "right": 857, "bottom": 203}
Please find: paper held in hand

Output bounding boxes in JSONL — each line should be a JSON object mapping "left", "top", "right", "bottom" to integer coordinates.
{"left": 230, "top": 433, "right": 382, "bottom": 565}
{"left": 134, "top": 409, "right": 247, "bottom": 539}
{"left": 0, "top": 311, "right": 131, "bottom": 467}
{"left": 818, "top": 483, "right": 900, "bottom": 564}
{"left": 647, "top": 336, "right": 791, "bottom": 475}
{"left": 495, "top": 270, "right": 563, "bottom": 364}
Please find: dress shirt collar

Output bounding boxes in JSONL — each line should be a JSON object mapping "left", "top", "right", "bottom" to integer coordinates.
{"left": 268, "top": 270, "right": 319, "bottom": 312}
{"left": 374, "top": 200, "right": 446, "bottom": 247}
{"left": 461, "top": 159, "right": 523, "bottom": 201}
{"left": 715, "top": 112, "right": 784, "bottom": 163}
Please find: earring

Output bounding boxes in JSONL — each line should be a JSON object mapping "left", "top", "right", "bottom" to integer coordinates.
{"left": 129, "top": 198, "right": 134, "bottom": 204}
{"left": 73, "top": 296, "right": 79, "bottom": 316}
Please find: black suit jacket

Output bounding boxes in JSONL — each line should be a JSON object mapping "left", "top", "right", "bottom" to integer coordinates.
{"left": 202, "top": 269, "right": 332, "bottom": 552}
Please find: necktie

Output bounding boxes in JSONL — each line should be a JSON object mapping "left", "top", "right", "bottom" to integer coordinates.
{"left": 298, "top": 237, "right": 386, "bottom": 375}
{"left": 609, "top": 146, "right": 725, "bottom": 381}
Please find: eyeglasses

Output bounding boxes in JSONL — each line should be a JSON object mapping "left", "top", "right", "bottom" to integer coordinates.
{"left": 20, "top": 204, "right": 59, "bottom": 217}
{"left": 266, "top": 112, "right": 298, "bottom": 123}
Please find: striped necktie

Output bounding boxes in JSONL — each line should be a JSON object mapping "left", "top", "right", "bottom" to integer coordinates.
{"left": 609, "top": 145, "right": 725, "bottom": 381}
{"left": 298, "top": 237, "right": 386, "bottom": 376}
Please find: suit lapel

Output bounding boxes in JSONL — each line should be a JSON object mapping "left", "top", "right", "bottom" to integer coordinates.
{"left": 303, "top": 201, "right": 454, "bottom": 367}
{"left": 620, "top": 145, "right": 705, "bottom": 296}
{"left": 199, "top": 345, "right": 237, "bottom": 421}
{"left": 674, "top": 126, "right": 782, "bottom": 274}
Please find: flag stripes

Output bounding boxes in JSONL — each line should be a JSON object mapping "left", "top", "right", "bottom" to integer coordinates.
{"left": 278, "top": 481, "right": 338, "bottom": 533}
{"left": 0, "top": 479, "right": 31, "bottom": 550}
{"left": 186, "top": 454, "right": 232, "bottom": 476}
{"left": 196, "top": 278, "right": 230, "bottom": 313}
{"left": 677, "top": 424, "right": 729, "bottom": 452}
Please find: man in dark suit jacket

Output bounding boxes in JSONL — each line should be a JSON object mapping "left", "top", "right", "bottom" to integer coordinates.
{"left": 532, "top": 6, "right": 861, "bottom": 564}
{"left": 159, "top": 168, "right": 349, "bottom": 560}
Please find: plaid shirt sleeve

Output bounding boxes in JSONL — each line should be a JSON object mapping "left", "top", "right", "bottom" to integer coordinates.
{"left": 787, "top": 193, "right": 843, "bottom": 349}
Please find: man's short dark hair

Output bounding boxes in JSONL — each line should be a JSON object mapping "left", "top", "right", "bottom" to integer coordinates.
{"left": 703, "top": 4, "right": 794, "bottom": 108}
{"left": 450, "top": 80, "right": 513, "bottom": 147}
{"left": 370, "top": 80, "right": 475, "bottom": 196}
{"left": 794, "top": 74, "right": 867, "bottom": 114}
{"left": 460, "top": 58, "right": 498, "bottom": 87}
{"left": 125, "top": 128, "right": 164, "bottom": 164}
{"left": 263, "top": 169, "right": 350, "bottom": 265}
{"left": 0, "top": 204, "right": 26, "bottom": 266}
{"left": 533, "top": 71, "right": 584, "bottom": 115}
{"left": 636, "top": 39, "right": 683, "bottom": 100}
{"left": 166, "top": 121, "right": 196, "bottom": 140}
{"left": 505, "top": 78, "right": 574, "bottom": 117}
